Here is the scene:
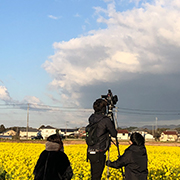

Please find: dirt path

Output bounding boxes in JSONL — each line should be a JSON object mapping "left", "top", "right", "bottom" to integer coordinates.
{"left": 63, "top": 140, "right": 180, "bottom": 146}
{"left": 1, "top": 139, "right": 180, "bottom": 146}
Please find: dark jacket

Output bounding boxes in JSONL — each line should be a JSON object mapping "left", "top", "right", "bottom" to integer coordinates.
{"left": 87, "top": 113, "right": 117, "bottom": 151}
{"left": 34, "top": 150, "right": 72, "bottom": 180}
{"left": 107, "top": 144, "right": 148, "bottom": 180}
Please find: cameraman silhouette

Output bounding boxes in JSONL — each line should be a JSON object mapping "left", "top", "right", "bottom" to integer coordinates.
{"left": 86, "top": 98, "right": 117, "bottom": 180}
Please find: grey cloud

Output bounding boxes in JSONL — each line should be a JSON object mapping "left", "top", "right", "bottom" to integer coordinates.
{"left": 77, "top": 73, "right": 180, "bottom": 126}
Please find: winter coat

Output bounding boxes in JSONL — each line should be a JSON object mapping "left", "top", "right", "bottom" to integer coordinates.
{"left": 87, "top": 113, "right": 117, "bottom": 151}
{"left": 33, "top": 142, "right": 73, "bottom": 180}
{"left": 107, "top": 144, "right": 148, "bottom": 180}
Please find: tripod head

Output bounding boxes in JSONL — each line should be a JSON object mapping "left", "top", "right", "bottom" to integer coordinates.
{"left": 101, "top": 89, "right": 118, "bottom": 120}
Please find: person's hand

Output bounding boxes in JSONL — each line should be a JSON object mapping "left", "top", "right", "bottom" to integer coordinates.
{"left": 106, "top": 160, "right": 111, "bottom": 166}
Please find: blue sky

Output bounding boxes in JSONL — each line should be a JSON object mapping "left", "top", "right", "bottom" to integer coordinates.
{"left": 1, "top": 0, "right": 180, "bottom": 129}
{"left": 0, "top": 0, "right": 106, "bottom": 100}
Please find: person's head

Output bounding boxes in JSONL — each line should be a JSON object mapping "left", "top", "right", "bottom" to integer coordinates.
{"left": 47, "top": 134, "right": 63, "bottom": 151}
{"left": 93, "top": 98, "right": 107, "bottom": 114}
{"left": 130, "top": 132, "right": 145, "bottom": 146}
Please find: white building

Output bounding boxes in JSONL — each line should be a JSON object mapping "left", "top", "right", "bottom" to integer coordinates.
{"left": 39, "top": 126, "right": 57, "bottom": 139}
{"left": 160, "top": 130, "right": 178, "bottom": 141}
{"left": 0, "top": 130, "right": 16, "bottom": 136}
{"left": 144, "top": 133, "right": 154, "bottom": 140}
{"left": 20, "top": 128, "right": 38, "bottom": 139}
{"left": 59, "top": 128, "right": 79, "bottom": 137}
{"left": 130, "top": 131, "right": 154, "bottom": 141}
{"left": 117, "top": 130, "right": 129, "bottom": 140}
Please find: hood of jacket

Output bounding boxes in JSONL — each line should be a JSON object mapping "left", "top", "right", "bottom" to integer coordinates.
{"left": 128, "top": 144, "right": 147, "bottom": 155}
{"left": 45, "top": 141, "right": 64, "bottom": 152}
{"left": 88, "top": 113, "right": 105, "bottom": 124}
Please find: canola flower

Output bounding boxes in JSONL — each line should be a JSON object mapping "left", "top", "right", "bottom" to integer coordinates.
{"left": 0, "top": 142, "right": 180, "bottom": 180}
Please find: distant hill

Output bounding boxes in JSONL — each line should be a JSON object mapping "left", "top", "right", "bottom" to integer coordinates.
{"left": 3, "top": 124, "right": 180, "bottom": 132}
{"left": 119, "top": 124, "right": 180, "bottom": 131}
{"left": 141, "top": 124, "right": 180, "bottom": 130}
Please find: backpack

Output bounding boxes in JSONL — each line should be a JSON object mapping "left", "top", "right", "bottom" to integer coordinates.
{"left": 85, "top": 118, "right": 103, "bottom": 146}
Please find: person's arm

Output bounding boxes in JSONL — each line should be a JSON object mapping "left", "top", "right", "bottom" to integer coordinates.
{"left": 105, "top": 118, "right": 117, "bottom": 138}
{"left": 61, "top": 165, "right": 73, "bottom": 180}
{"left": 33, "top": 151, "right": 46, "bottom": 176}
{"left": 58, "top": 152, "right": 73, "bottom": 180}
{"left": 57, "top": 152, "right": 71, "bottom": 176}
{"left": 106, "top": 148, "right": 132, "bottom": 168}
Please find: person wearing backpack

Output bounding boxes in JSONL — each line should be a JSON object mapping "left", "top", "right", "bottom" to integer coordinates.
{"left": 86, "top": 98, "right": 117, "bottom": 180}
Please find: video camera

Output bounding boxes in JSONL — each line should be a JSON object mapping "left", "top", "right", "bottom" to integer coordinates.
{"left": 101, "top": 89, "right": 118, "bottom": 119}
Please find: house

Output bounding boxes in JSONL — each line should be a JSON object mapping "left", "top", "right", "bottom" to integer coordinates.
{"left": 160, "top": 130, "right": 178, "bottom": 141}
{"left": 117, "top": 130, "right": 129, "bottom": 140}
{"left": 59, "top": 128, "right": 79, "bottom": 137}
{"left": 20, "top": 128, "right": 38, "bottom": 139}
{"left": 144, "top": 133, "right": 154, "bottom": 140}
{"left": 131, "top": 130, "right": 146, "bottom": 137}
{"left": 39, "top": 126, "right": 57, "bottom": 139}
{"left": 130, "top": 130, "right": 154, "bottom": 141}
{"left": 39, "top": 125, "right": 80, "bottom": 139}
{"left": 0, "top": 129, "right": 16, "bottom": 136}
{"left": 78, "top": 127, "right": 86, "bottom": 138}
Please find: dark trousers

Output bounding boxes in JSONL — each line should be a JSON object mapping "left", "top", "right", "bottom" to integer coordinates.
{"left": 88, "top": 152, "right": 106, "bottom": 180}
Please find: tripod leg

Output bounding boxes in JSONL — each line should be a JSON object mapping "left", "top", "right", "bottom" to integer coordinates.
{"left": 107, "top": 149, "right": 110, "bottom": 180}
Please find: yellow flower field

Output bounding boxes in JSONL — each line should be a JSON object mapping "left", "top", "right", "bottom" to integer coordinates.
{"left": 0, "top": 142, "right": 180, "bottom": 180}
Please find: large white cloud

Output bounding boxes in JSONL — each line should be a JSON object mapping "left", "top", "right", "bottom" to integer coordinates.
{"left": 0, "top": 86, "right": 12, "bottom": 102}
{"left": 43, "top": 0, "right": 180, "bottom": 107}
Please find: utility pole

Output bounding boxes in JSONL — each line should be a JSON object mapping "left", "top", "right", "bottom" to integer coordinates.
{"left": 26, "top": 103, "right": 29, "bottom": 139}
{"left": 114, "top": 107, "right": 118, "bottom": 129}
{"left": 156, "top": 117, "right": 158, "bottom": 133}
{"left": 65, "top": 121, "right": 69, "bottom": 139}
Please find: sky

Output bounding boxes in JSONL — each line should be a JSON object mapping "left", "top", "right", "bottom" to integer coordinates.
{"left": 1, "top": 0, "right": 180, "bottom": 129}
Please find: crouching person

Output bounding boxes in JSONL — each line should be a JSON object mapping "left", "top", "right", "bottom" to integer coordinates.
{"left": 106, "top": 132, "right": 148, "bottom": 180}
{"left": 33, "top": 134, "right": 73, "bottom": 180}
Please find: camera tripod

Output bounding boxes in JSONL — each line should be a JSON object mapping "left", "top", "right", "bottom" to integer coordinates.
{"left": 101, "top": 90, "right": 125, "bottom": 180}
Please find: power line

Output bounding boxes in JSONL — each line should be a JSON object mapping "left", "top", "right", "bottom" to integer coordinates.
{"left": 0, "top": 103, "right": 92, "bottom": 109}
{"left": 117, "top": 107, "right": 180, "bottom": 115}
{"left": 117, "top": 107, "right": 180, "bottom": 112}
{"left": 117, "top": 110, "right": 180, "bottom": 116}
{"left": 0, "top": 103, "right": 180, "bottom": 116}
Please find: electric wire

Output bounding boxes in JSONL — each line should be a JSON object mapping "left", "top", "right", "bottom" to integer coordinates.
{"left": 0, "top": 103, "right": 180, "bottom": 116}
{"left": 118, "top": 107, "right": 180, "bottom": 112}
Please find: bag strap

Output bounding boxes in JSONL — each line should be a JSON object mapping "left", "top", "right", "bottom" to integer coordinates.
{"left": 89, "top": 116, "right": 104, "bottom": 126}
